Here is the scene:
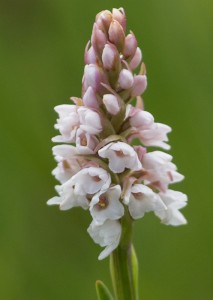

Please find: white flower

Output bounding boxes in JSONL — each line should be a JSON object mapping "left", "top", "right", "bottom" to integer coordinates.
{"left": 52, "top": 105, "right": 79, "bottom": 143}
{"left": 142, "top": 151, "right": 184, "bottom": 191}
{"left": 138, "top": 123, "right": 172, "bottom": 150}
{"left": 52, "top": 145, "right": 81, "bottom": 184}
{"left": 155, "top": 190, "right": 188, "bottom": 226}
{"left": 78, "top": 107, "right": 102, "bottom": 135}
{"left": 124, "top": 184, "right": 166, "bottom": 219}
{"left": 47, "top": 183, "right": 89, "bottom": 211}
{"left": 128, "top": 107, "right": 171, "bottom": 150}
{"left": 98, "top": 142, "right": 142, "bottom": 173}
{"left": 90, "top": 185, "right": 124, "bottom": 225}
{"left": 76, "top": 128, "right": 98, "bottom": 154}
{"left": 70, "top": 167, "right": 111, "bottom": 196}
{"left": 87, "top": 219, "right": 122, "bottom": 260}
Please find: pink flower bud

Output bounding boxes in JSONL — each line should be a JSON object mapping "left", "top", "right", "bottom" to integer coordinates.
{"left": 118, "top": 69, "right": 134, "bottom": 89}
{"left": 83, "top": 64, "right": 107, "bottom": 94}
{"left": 112, "top": 8, "right": 126, "bottom": 32}
{"left": 123, "top": 32, "right": 138, "bottom": 58}
{"left": 109, "top": 20, "right": 125, "bottom": 52}
{"left": 130, "top": 109, "right": 154, "bottom": 129}
{"left": 131, "top": 75, "right": 147, "bottom": 97}
{"left": 133, "top": 146, "right": 147, "bottom": 162}
{"left": 95, "top": 10, "right": 113, "bottom": 32}
{"left": 91, "top": 23, "right": 107, "bottom": 55}
{"left": 103, "top": 94, "right": 120, "bottom": 115}
{"left": 83, "top": 86, "right": 99, "bottom": 109}
{"left": 129, "top": 47, "right": 142, "bottom": 70}
{"left": 102, "top": 43, "right": 119, "bottom": 70}
{"left": 84, "top": 43, "right": 97, "bottom": 64}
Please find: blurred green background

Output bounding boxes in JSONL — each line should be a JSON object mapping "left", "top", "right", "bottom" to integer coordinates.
{"left": 0, "top": 0, "right": 212, "bottom": 299}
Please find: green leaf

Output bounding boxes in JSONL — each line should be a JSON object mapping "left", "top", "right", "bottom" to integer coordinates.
{"left": 96, "top": 280, "right": 114, "bottom": 300}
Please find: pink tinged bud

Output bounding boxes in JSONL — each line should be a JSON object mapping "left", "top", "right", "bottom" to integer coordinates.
{"left": 118, "top": 69, "right": 134, "bottom": 89}
{"left": 103, "top": 94, "right": 120, "bottom": 115}
{"left": 83, "top": 64, "right": 101, "bottom": 92}
{"left": 83, "top": 87, "right": 99, "bottom": 109}
{"left": 95, "top": 10, "right": 113, "bottom": 32}
{"left": 109, "top": 20, "right": 125, "bottom": 52}
{"left": 129, "top": 47, "right": 142, "bottom": 70}
{"left": 102, "top": 43, "right": 119, "bottom": 70}
{"left": 123, "top": 32, "right": 138, "bottom": 58}
{"left": 130, "top": 110, "right": 154, "bottom": 129}
{"left": 134, "top": 146, "right": 147, "bottom": 162}
{"left": 91, "top": 23, "right": 107, "bottom": 55}
{"left": 131, "top": 75, "right": 147, "bottom": 97}
{"left": 84, "top": 43, "right": 97, "bottom": 64}
{"left": 112, "top": 8, "right": 126, "bottom": 32}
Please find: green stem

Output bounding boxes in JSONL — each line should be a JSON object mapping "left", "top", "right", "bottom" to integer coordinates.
{"left": 110, "top": 211, "right": 139, "bottom": 300}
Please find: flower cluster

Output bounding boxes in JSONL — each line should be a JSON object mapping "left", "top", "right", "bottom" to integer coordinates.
{"left": 48, "top": 8, "right": 187, "bottom": 260}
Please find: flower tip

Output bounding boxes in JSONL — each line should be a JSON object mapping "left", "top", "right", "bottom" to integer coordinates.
{"left": 112, "top": 7, "right": 126, "bottom": 32}
{"left": 109, "top": 19, "right": 125, "bottom": 52}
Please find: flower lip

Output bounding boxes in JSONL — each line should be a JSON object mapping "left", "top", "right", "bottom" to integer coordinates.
{"left": 89, "top": 185, "right": 123, "bottom": 225}
{"left": 98, "top": 141, "right": 142, "bottom": 173}
{"left": 96, "top": 195, "right": 109, "bottom": 209}
{"left": 70, "top": 167, "right": 111, "bottom": 196}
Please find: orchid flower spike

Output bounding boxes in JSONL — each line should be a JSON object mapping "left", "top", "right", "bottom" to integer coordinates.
{"left": 48, "top": 8, "right": 187, "bottom": 264}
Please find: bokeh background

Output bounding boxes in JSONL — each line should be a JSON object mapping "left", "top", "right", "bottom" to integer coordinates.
{"left": 0, "top": 0, "right": 212, "bottom": 299}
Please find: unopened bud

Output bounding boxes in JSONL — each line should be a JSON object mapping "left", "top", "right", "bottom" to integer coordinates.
{"left": 84, "top": 43, "right": 97, "bottom": 64}
{"left": 112, "top": 8, "right": 126, "bottom": 32}
{"left": 123, "top": 32, "right": 138, "bottom": 58}
{"left": 133, "top": 145, "right": 147, "bottom": 162}
{"left": 109, "top": 20, "right": 125, "bottom": 52}
{"left": 131, "top": 75, "right": 147, "bottom": 97}
{"left": 96, "top": 10, "right": 113, "bottom": 32}
{"left": 83, "top": 64, "right": 101, "bottom": 93}
{"left": 118, "top": 69, "right": 134, "bottom": 89}
{"left": 91, "top": 23, "right": 107, "bottom": 55}
{"left": 129, "top": 47, "right": 142, "bottom": 70}
{"left": 103, "top": 94, "right": 120, "bottom": 115}
{"left": 102, "top": 43, "right": 119, "bottom": 70}
{"left": 130, "top": 108, "right": 154, "bottom": 128}
{"left": 83, "top": 86, "right": 99, "bottom": 109}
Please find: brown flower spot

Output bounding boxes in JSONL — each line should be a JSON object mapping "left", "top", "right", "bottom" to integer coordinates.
{"left": 132, "top": 192, "right": 143, "bottom": 200}
{"left": 80, "top": 135, "right": 87, "bottom": 146}
{"left": 62, "top": 160, "right": 70, "bottom": 170}
{"left": 98, "top": 195, "right": 108, "bottom": 208}
{"left": 115, "top": 150, "right": 125, "bottom": 157}
{"left": 92, "top": 175, "right": 101, "bottom": 182}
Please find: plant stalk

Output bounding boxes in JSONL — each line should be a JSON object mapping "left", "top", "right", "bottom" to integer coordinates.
{"left": 110, "top": 210, "right": 139, "bottom": 300}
